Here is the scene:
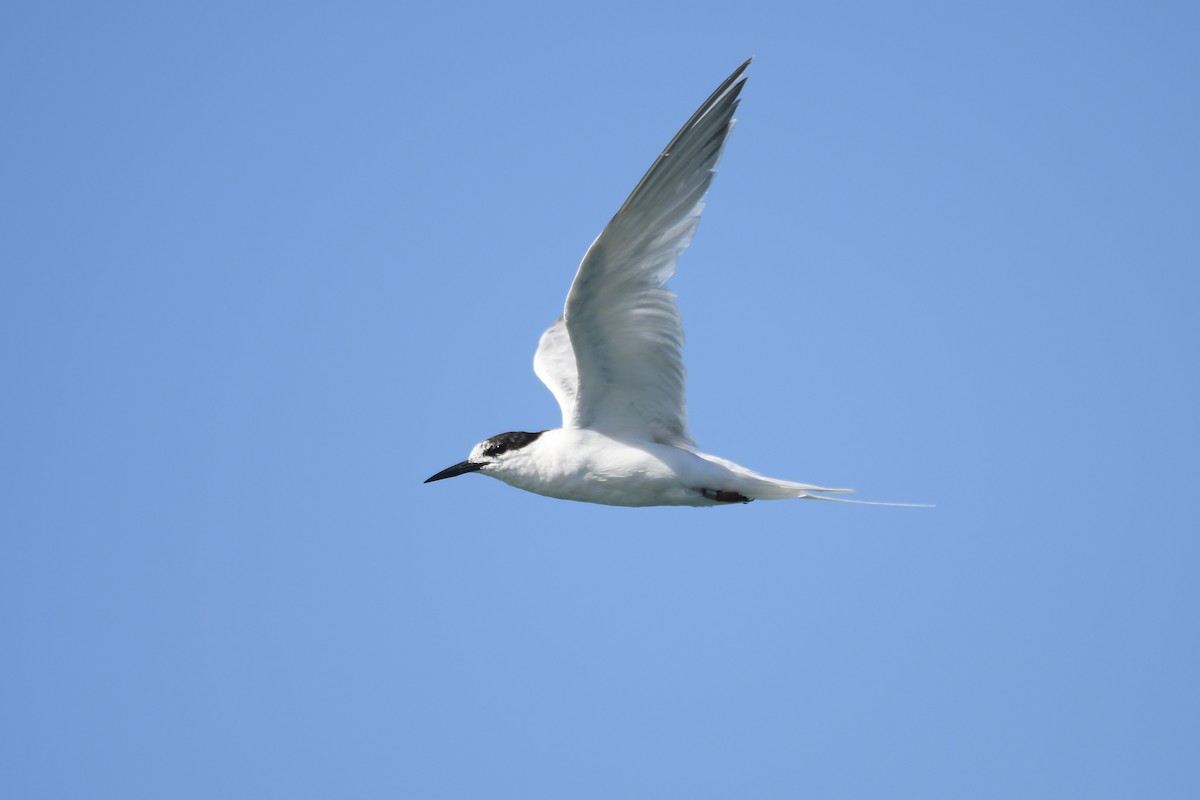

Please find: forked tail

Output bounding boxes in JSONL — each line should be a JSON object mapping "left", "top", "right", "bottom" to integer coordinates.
{"left": 692, "top": 451, "right": 933, "bottom": 507}
{"left": 751, "top": 477, "right": 933, "bottom": 507}
{"left": 797, "top": 491, "right": 934, "bottom": 508}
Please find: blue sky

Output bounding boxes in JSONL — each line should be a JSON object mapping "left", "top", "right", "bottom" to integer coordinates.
{"left": 3, "top": 1, "right": 1198, "bottom": 797}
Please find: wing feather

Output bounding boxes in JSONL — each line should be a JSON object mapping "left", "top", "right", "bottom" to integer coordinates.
{"left": 532, "top": 315, "right": 578, "bottom": 425}
{"left": 548, "top": 59, "right": 750, "bottom": 446}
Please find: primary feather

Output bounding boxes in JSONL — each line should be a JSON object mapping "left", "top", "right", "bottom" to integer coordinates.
{"left": 533, "top": 59, "right": 751, "bottom": 447}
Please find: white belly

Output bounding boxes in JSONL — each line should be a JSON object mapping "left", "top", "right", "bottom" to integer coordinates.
{"left": 490, "top": 429, "right": 735, "bottom": 507}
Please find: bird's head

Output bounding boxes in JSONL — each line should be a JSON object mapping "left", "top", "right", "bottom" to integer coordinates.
{"left": 424, "top": 430, "right": 546, "bottom": 484}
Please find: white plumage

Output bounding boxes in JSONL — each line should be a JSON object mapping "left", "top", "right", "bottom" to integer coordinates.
{"left": 426, "top": 60, "right": 926, "bottom": 508}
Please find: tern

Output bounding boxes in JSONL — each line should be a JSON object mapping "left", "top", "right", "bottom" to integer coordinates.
{"left": 427, "top": 59, "right": 922, "bottom": 508}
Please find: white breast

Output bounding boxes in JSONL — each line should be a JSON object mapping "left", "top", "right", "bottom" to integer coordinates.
{"left": 487, "top": 429, "right": 729, "bottom": 507}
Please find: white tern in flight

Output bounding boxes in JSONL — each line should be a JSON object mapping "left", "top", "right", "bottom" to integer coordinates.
{"left": 426, "top": 59, "right": 924, "bottom": 508}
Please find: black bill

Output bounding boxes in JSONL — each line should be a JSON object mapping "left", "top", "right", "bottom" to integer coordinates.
{"left": 424, "top": 460, "right": 484, "bottom": 483}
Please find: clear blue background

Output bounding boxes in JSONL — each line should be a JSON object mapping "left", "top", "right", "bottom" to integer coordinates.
{"left": 3, "top": 2, "right": 1197, "bottom": 797}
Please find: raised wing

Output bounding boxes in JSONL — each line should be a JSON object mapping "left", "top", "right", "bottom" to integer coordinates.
{"left": 557, "top": 59, "right": 749, "bottom": 446}
{"left": 532, "top": 315, "right": 578, "bottom": 425}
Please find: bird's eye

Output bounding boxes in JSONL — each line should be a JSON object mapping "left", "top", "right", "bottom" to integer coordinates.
{"left": 485, "top": 443, "right": 508, "bottom": 457}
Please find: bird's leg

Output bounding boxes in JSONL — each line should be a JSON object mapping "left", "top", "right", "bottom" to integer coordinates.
{"left": 699, "top": 488, "right": 753, "bottom": 503}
